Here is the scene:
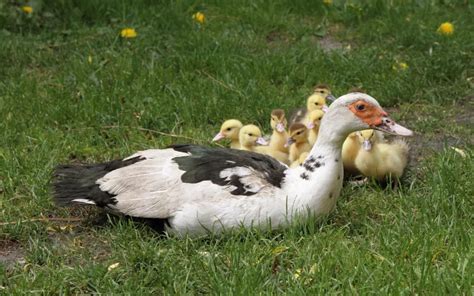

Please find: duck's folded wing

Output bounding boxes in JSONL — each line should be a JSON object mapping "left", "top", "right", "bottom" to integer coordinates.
{"left": 54, "top": 145, "right": 287, "bottom": 218}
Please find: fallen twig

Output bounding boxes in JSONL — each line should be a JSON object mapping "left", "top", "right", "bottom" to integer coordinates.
{"left": 0, "top": 217, "right": 84, "bottom": 226}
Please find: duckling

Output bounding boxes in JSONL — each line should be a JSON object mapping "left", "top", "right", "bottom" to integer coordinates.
{"left": 342, "top": 129, "right": 384, "bottom": 175}
{"left": 240, "top": 125, "right": 290, "bottom": 164}
{"left": 269, "top": 109, "right": 289, "bottom": 154}
{"left": 212, "top": 119, "right": 243, "bottom": 149}
{"left": 306, "top": 109, "right": 325, "bottom": 146}
{"left": 341, "top": 132, "right": 360, "bottom": 175}
{"left": 287, "top": 123, "right": 311, "bottom": 163}
{"left": 289, "top": 84, "right": 336, "bottom": 124}
{"left": 290, "top": 152, "right": 309, "bottom": 168}
{"left": 238, "top": 125, "right": 268, "bottom": 151}
{"left": 354, "top": 129, "right": 409, "bottom": 187}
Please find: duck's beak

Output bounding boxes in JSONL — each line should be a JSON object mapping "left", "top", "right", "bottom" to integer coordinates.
{"left": 362, "top": 140, "right": 372, "bottom": 151}
{"left": 373, "top": 117, "right": 413, "bottom": 136}
{"left": 306, "top": 122, "right": 315, "bottom": 129}
{"left": 276, "top": 123, "right": 285, "bottom": 133}
{"left": 256, "top": 137, "right": 269, "bottom": 146}
{"left": 327, "top": 94, "right": 336, "bottom": 102}
{"left": 322, "top": 105, "right": 329, "bottom": 113}
{"left": 212, "top": 132, "right": 225, "bottom": 142}
{"left": 285, "top": 138, "right": 295, "bottom": 147}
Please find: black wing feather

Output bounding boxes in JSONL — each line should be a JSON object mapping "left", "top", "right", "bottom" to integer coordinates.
{"left": 171, "top": 144, "right": 286, "bottom": 195}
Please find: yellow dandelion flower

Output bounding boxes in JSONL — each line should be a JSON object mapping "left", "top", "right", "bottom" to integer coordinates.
{"left": 193, "top": 12, "right": 205, "bottom": 24}
{"left": 323, "top": 0, "right": 333, "bottom": 5}
{"left": 393, "top": 62, "right": 409, "bottom": 71}
{"left": 22, "top": 6, "right": 33, "bottom": 14}
{"left": 437, "top": 22, "right": 454, "bottom": 36}
{"left": 120, "top": 28, "right": 137, "bottom": 39}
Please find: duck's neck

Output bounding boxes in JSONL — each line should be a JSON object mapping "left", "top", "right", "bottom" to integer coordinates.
{"left": 283, "top": 120, "right": 345, "bottom": 215}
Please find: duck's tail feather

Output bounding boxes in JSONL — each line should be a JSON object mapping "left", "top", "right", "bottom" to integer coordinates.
{"left": 52, "top": 157, "right": 143, "bottom": 207}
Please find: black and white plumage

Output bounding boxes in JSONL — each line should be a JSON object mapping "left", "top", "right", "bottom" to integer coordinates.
{"left": 53, "top": 93, "right": 413, "bottom": 236}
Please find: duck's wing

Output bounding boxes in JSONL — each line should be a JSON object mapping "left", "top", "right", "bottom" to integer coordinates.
{"left": 170, "top": 144, "right": 287, "bottom": 195}
{"left": 53, "top": 145, "right": 287, "bottom": 219}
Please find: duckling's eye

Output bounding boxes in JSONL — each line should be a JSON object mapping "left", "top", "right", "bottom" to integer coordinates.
{"left": 248, "top": 133, "right": 253, "bottom": 137}
{"left": 226, "top": 127, "right": 232, "bottom": 131}
{"left": 318, "top": 117, "right": 322, "bottom": 120}
{"left": 356, "top": 104, "right": 365, "bottom": 111}
{"left": 296, "top": 131, "right": 301, "bottom": 135}
{"left": 314, "top": 102, "right": 319, "bottom": 105}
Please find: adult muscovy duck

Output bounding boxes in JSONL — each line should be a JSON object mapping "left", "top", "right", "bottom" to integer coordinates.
{"left": 53, "top": 93, "right": 413, "bottom": 235}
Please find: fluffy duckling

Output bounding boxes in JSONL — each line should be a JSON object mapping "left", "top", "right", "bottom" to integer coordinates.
{"left": 306, "top": 109, "right": 324, "bottom": 146}
{"left": 269, "top": 109, "right": 289, "bottom": 154}
{"left": 290, "top": 152, "right": 309, "bottom": 168}
{"left": 289, "top": 84, "right": 335, "bottom": 124}
{"left": 287, "top": 123, "right": 311, "bottom": 163}
{"left": 354, "top": 129, "right": 409, "bottom": 186}
{"left": 212, "top": 119, "right": 243, "bottom": 149}
{"left": 238, "top": 125, "right": 268, "bottom": 151}
{"left": 342, "top": 132, "right": 360, "bottom": 175}
{"left": 240, "top": 125, "right": 290, "bottom": 164}
{"left": 342, "top": 129, "right": 384, "bottom": 175}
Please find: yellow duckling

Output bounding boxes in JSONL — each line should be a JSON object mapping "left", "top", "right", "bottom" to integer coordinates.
{"left": 354, "top": 129, "right": 409, "bottom": 186}
{"left": 287, "top": 123, "right": 311, "bottom": 163}
{"left": 212, "top": 119, "right": 243, "bottom": 149}
{"left": 342, "top": 129, "right": 384, "bottom": 175}
{"left": 306, "top": 109, "right": 325, "bottom": 146}
{"left": 290, "top": 152, "right": 309, "bottom": 168}
{"left": 289, "top": 84, "right": 335, "bottom": 124}
{"left": 269, "top": 109, "right": 289, "bottom": 154}
{"left": 342, "top": 132, "right": 360, "bottom": 175}
{"left": 240, "top": 125, "right": 289, "bottom": 164}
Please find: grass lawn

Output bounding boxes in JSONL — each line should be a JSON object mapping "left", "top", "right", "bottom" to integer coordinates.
{"left": 1, "top": 0, "right": 473, "bottom": 293}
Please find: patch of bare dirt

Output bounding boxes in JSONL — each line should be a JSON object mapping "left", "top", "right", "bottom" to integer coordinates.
{"left": 0, "top": 239, "right": 24, "bottom": 269}
{"left": 385, "top": 99, "right": 473, "bottom": 166}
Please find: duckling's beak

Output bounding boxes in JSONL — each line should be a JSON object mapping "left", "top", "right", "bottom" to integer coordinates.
{"left": 306, "top": 122, "right": 315, "bottom": 129}
{"left": 256, "top": 137, "right": 269, "bottom": 146}
{"left": 362, "top": 140, "right": 372, "bottom": 151}
{"left": 373, "top": 117, "right": 413, "bottom": 136}
{"left": 322, "top": 105, "right": 329, "bottom": 113}
{"left": 276, "top": 123, "right": 285, "bottom": 133}
{"left": 212, "top": 132, "right": 225, "bottom": 142}
{"left": 327, "top": 94, "right": 336, "bottom": 102}
{"left": 285, "top": 138, "right": 296, "bottom": 147}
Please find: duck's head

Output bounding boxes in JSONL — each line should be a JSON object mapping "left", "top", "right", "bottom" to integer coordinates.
{"left": 324, "top": 92, "right": 413, "bottom": 141}
{"left": 314, "top": 84, "right": 336, "bottom": 102}
{"left": 213, "top": 119, "right": 243, "bottom": 142}
{"left": 239, "top": 124, "right": 268, "bottom": 147}
{"left": 270, "top": 109, "right": 287, "bottom": 133}
{"left": 307, "top": 109, "right": 325, "bottom": 130}
{"left": 287, "top": 123, "right": 308, "bottom": 146}
{"left": 306, "top": 93, "right": 328, "bottom": 113}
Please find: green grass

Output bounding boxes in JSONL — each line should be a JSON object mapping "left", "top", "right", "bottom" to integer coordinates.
{"left": 1, "top": 0, "right": 473, "bottom": 293}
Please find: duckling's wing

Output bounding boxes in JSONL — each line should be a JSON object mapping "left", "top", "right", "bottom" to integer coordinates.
{"left": 288, "top": 107, "right": 307, "bottom": 125}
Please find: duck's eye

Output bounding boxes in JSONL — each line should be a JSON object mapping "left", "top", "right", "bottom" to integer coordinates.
{"left": 297, "top": 131, "right": 301, "bottom": 135}
{"left": 318, "top": 117, "right": 322, "bottom": 120}
{"left": 226, "top": 127, "right": 232, "bottom": 131}
{"left": 314, "top": 102, "right": 319, "bottom": 105}
{"left": 248, "top": 133, "right": 253, "bottom": 137}
{"left": 356, "top": 104, "right": 365, "bottom": 111}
